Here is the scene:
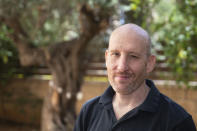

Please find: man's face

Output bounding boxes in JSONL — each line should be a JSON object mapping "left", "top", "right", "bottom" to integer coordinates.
{"left": 105, "top": 29, "right": 155, "bottom": 95}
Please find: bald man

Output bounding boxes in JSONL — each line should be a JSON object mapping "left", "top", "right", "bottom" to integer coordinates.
{"left": 74, "top": 24, "right": 196, "bottom": 131}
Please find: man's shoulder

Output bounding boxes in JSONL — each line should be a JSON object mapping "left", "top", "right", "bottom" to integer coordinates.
{"left": 81, "top": 96, "right": 102, "bottom": 112}
{"left": 84, "top": 96, "right": 101, "bottom": 105}
{"left": 78, "top": 95, "right": 103, "bottom": 124}
{"left": 160, "top": 93, "right": 191, "bottom": 123}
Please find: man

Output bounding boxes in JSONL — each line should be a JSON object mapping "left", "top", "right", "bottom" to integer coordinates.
{"left": 74, "top": 23, "right": 196, "bottom": 131}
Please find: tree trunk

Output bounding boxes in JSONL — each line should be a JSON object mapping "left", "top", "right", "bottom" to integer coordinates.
{"left": 41, "top": 40, "right": 84, "bottom": 131}
{"left": 1, "top": 4, "right": 109, "bottom": 131}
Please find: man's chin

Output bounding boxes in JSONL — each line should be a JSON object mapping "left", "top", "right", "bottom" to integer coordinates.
{"left": 114, "top": 87, "right": 132, "bottom": 95}
{"left": 116, "top": 81, "right": 131, "bottom": 86}
{"left": 113, "top": 84, "right": 130, "bottom": 91}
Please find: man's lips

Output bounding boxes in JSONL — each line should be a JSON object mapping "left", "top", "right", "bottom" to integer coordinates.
{"left": 115, "top": 74, "right": 131, "bottom": 80}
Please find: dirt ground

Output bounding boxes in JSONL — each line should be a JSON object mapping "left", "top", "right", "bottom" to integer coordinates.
{"left": 0, "top": 125, "right": 38, "bottom": 131}
{"left": 0, "top": 120, "right": 39, "bottom": 131}
{"left": 0, "top": 81, "right": 108, "bottom": 131}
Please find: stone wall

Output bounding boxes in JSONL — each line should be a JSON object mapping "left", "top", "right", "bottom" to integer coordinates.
{"left": 0, "top": 78, "right": 197, "bottom": 126}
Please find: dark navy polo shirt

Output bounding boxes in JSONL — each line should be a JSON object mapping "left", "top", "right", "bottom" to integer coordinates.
{"left": 74, "top": 80, "right": 196, "bottom": 131}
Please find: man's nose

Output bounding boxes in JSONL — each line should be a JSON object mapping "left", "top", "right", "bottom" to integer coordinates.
{"left": 117, "top": 57, "right": 129, "bottom": 72}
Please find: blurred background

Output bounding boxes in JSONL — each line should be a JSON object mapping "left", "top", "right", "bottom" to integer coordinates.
{"left": 0, "top": 0, "right": 197, "bottom": 131}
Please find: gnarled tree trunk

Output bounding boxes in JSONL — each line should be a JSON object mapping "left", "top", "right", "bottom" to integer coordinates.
{"left": 1, "top": 4, "right": 109, "bottom": 131}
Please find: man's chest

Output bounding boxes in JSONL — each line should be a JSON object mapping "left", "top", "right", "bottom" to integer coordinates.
{"left": 87, "top": 109, "right": 164, "bottom": 131}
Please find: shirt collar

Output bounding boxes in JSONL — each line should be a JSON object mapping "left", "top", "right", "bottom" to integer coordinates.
{"left": 99, "top": 85, "right": 114, "bottom": 110}
{"left": 138, "top": 79, "right": 161, "bottom": 112}
{"left": 99, "top": 79, "right": 161, "bottom": 112}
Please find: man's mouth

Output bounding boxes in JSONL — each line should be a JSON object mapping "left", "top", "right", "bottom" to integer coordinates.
{"left": 115, "top": 74, "right": 131, "bottom": 80}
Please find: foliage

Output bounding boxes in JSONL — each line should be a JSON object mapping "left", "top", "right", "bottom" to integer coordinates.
{"left": 0, "top": 24, "right": 41, "bottom": 85}
{"left": 119, "top": 0, "right": 160, "bottom": 28}
{"left": 152, "top": 0, "right": 197, "bottom": 87}
{"left": 0, "top": 0, "right": 80, "bottom": 47}
{"left": 0, "top": 25, "right": 20, "bottom": 85}
{"left": 0, "top": 0, "right": 119, "bottom": 84}
{"left": 0, "top": 0, "right": 196, "bottom": 87}
{"left": 123, "top": 0, "right": 197, "bottom": 87}
{"left": 0, "top": 0, "right": 118, "bottom": 46}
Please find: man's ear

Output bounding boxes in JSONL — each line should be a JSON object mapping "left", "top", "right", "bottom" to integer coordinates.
{"left": 105, "top": 49, "right": 108, "bottom": 67}
{"left": 146, "top": 55, "right": 156, "bottom": 73}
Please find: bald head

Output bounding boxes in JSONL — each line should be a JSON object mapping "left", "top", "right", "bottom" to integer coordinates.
{"left": 109, "top": 24, "right": 152, "bottom": 56}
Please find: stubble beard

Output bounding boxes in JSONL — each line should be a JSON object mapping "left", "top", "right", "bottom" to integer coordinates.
{"left": 109, "top": 71, "right": 147, "bottom": 95}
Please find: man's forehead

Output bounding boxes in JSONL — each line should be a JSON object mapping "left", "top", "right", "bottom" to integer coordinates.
{"left": 109, "top": 26, "right": 148, "bottom": 48}
{"left": 110, "top": 24, "right": 149, "bottom": 41}
{"left": 108, "top": 49, "right": 141, "bottom": 55}
{"left": 108, "top": 24, "right": 151, "bottom": 55}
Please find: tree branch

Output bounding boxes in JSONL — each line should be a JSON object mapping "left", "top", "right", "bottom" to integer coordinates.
{"left": 1, "top": 16, "right": 46, "bottom": 66}
{"left": 74, "top": 4, "right": 110, "bottom": 54}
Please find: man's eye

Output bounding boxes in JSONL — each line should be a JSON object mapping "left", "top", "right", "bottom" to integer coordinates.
{"left": 130, "top": 55, "right": 138, "bottom": 58}
{"left": 111, "top": 52, "right": 119, "bottom": 56}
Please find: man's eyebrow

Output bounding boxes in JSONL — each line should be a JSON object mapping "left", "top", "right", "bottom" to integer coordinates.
{"left": 109, "top": 50, "right": 119, "bottom": 52}
{"left": 128, "top": 52, "right": 140, "bottom": 55}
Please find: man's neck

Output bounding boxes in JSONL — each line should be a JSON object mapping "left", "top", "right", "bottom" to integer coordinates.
{"left": 112, "top": 83, "right": 150, "bottom": 120}
{"left": 115, "top": 84, "right": 150, "bottom": 107}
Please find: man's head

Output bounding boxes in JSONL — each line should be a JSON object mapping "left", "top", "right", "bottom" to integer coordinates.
{"left": 105, "top": 23, "right": 156, "bottom": 95}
